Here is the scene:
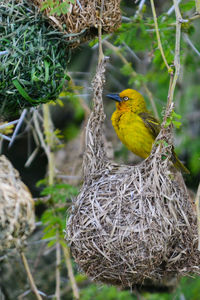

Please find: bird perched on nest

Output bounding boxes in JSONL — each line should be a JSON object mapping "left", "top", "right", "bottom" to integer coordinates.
{"left": 107, "top": 89, "right": 189, "bottom": 174}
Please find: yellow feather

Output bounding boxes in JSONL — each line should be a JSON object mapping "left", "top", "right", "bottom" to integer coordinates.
{"left": 109, "top": 89, "right": 189, "bottom": 174}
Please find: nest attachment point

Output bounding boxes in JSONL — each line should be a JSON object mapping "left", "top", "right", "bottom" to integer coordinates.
{"left": 67, "top": 59, "right": 200, "bottom": 287}
{"left": 0, "top": 0, "right": 69, "bottom": 119}
{"left": 0, "top": 155, "right": 35, "bottom": 252}
{"left": 32, "top": 0, "right": 121, "bottom": 47}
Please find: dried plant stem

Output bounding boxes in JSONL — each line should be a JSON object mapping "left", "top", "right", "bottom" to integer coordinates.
{"left": 55, "top": 237, "right": 61, "bottom": 300}
{"left": 195, "top": 182, "right": 200, "bottom": 251}
{"left": 195, "top": 0, "right": 200, "bottom": 13}
{"left": 43, "top": 104, "right": 55, "bottom": 186}
{"left": 150, "top": 0, "right": 171, "bottom": 73}
{"left": 20, "top": 251, "right": 42, "bottom": 300}
{"left": 134, "top": 0, "right": 146, "bottom": 19}
{"left": 98, "top": 0, "right": 105, "bottom": 64}
{"left": 103, "top": 40, "right": 159, "bottom": 119}
{"left": 167, "top": 0, "right": 182, "bottom": 107}
{"left": 62, "top": 245, "right": 80, "bottom": 299}
{"left": 43, "top": 104, "right": 61, "bottom": 299}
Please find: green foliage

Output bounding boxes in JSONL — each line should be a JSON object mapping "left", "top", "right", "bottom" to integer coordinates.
{"left": 41, "top": 0, "right": 75, "bottom": 16}
{"left": 0, "top": 0, "right": 70, "bottom": 118}
{"left": 59, "top": 90, "right": 85, "bottom": 140}
{"left": 40, "top": 183, "right": 78, "bottom": 247}
{"left": 59, "top": 91, "right": 85, "bottom": 122}
{"left": 115, "top": 17, "right": 153, "bottom": 52}
{"left": 80, "top": 284, "right": 135, "bottom": 300}
{"left": 179, "top": 0, "right": 196, "bottom": 13}
{"left": 110, "top": 0, "right": 199, "bottom": 178}
{"left": 63, "top": 123, "right": 80, "bottom": 140}
{"left": 165, "top": 111, "right": 182, "bottom": 129}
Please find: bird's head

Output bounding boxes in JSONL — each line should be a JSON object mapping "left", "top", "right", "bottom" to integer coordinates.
{"left": 106, "top": 89, "right": 147, "bottom": 113}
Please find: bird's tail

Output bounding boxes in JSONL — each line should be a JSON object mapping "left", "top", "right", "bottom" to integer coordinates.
{"left": 171, "top": 149, "right": 190, "bottom": 174}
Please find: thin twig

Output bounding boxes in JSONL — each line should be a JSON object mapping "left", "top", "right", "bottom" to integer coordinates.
{"left": 184, "top": 33, "right": 200, "bottom": 57}
{"left": 150, "top": 0, "right": 171, "bottom": 72}
{"left": 195, "top": 182, "right": 200, "bottom": 251}
{"left": 42, "top": 104, "right": 62, "bottom": 299}
{"left": 20, "top": 251, "right": 43, "bottom": 300}
{"left": 122, "top": 42, "right": 141, "bottom": 62}
{"left": 55, "top": 236, "right": 61, "bottom": 300}
{"left": 62, "top": 245, "right": 80, "bottom": 299}
{"left": 43, "top": 104, "right": 55, "bottom": 185}
{"left": 98, "top": 0, "right": 105, "bottom": 64}
{"left": 9, "top": 109, "right": 27, "bottom": 148}
{"left": 0, "top": 119, "right": 19, "bottom": 130}
{"left": 195, "top": 0, "right": 200, "bottom": 13}
{"left": 0, "top": 134, "right": 11, "bottom": 141}
{"left": 167, "top": 0, "right": 182, "bottom": 107}
{"left": 103, "top": 40, "right": 159, "bottom": 119}
{"left": 166, "top": 0, "right": 182, "bottom": 17}
{"left": 33, "top": 110, "right": 50, "bottom": 157}
{"left": 189, "top": 13, "right": 200, "bottom": 21}
{"left": 134, "top": 0, "right": 146, "bottom": 19}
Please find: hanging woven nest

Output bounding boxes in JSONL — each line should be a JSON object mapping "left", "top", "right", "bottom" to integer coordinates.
{"left": 32, "top": 0, "right": 121, "bottom": 47}
{"left": 66, "top": 59, "right": 200, "bottom": 288}
{"left": 0, "top": 155, "right": 35, "bottom": 252}
{"left": 0, "top": 0, "right": 69, "bottom": 119}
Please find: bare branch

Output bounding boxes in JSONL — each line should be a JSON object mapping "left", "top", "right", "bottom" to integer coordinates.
{"left": 20, "top": 251, "right": 43, "bottom": 300}
{"left": 62, "top": 245, "right": 80, "bottom": 299}
{"left": 184, "top": 33, "right": 200, "bottom": 57}
{"left": 195, "top": 0, "right": 200, "bottom": 13}
{"left": 150, "top": 0, "right": 171, "bottom": 72}
{"left": 134, "top": 0, "right": 146, "bottom": 19}
{"left": 55, "top": 237, "right": 61, "bottom": 300}
{"left": 167, "top": 0, "right": 183, "bottom": 107}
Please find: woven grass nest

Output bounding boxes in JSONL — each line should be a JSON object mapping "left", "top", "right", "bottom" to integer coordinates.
{"left": 32, "top": 0, "right": 121, "bottom": 47}
{"left": 0, "top": 155, "right": 35, "bottom": 252}
{"left": 66, "top": 59, "right": 200, "bottom": 288}
{"left": 0, "top": 0, "right": 69, "bottom": 119}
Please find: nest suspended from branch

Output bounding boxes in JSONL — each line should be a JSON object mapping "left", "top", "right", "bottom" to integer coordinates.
{"left": 66, "top": 59, "right": 200, "bottom": 287}
{"left": 0, "top": 0, "right": 69, "bottom": 119}
{"left": 0, "top": 155, "right": 35, "bottom": 253}
{"left": 32, "top": 0, "right": 121, "bottom": 47}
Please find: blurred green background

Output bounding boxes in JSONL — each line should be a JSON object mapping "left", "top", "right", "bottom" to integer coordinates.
{"left": 0, "top": 0, "right": 200, "bottom": 299}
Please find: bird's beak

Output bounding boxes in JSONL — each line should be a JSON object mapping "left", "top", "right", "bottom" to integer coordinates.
{"left": 106, "top": 93, "right": 121, "bottom": 102}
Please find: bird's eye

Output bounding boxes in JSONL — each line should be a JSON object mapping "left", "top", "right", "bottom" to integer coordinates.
{"left": 123, "top": 96, "right": 129, "bottom": 101}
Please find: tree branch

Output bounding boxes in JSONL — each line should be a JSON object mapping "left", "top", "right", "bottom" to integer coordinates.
{"left": 150, "top": 0, "right": 171, "bottom": 73}
{"left": 195, "top": 0, "right": 200, "bottom": 13}
{"left": 20, "top": 251, "right": 43, "bottom": 300}
{"left": 43, "top": 104, "right": 55, "bottom": 186}
{"left": 167, "top": 0, "right": 182, "bottom": 107}
{"left": 55, "top": 236, "right": 61, "bottom": 300}
{"left": 62, "top": 245, "right": 80, "bottom": 299}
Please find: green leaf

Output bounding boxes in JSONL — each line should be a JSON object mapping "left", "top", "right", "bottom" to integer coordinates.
{"left": 12, "top": 79, "right": 34, "bottom": 104}
{"left": 172, "top": 111, "right": 182, "bottom": 119}
{"left": 172, "top": 120, "right": 182, "bottom": 128}
{"left": 44, "top": 60, "right": 50, "bottom": 83}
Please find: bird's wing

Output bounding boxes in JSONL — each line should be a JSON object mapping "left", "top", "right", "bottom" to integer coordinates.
{"left": 138, "top": 112, "right": 161, "bottom": 138}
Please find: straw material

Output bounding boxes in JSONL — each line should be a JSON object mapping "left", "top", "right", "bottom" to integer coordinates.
{"left": 32, "top": 0, "right": 121, "bottom": 47}
{"left": 66, "top": 59, "right": 200, "bottom": 287}
{"left": 0, "top": 155, "right": 35, "bottom": 252}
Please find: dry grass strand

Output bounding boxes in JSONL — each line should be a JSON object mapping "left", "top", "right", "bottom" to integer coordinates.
{"left": 66, "top": 59, "right": 200, "bottom": 287}
{"left": 32, "top": 0, "right": 121, "bottom": 47}
{"left": 0, "top": 155, "right": 35, "bottom": 252}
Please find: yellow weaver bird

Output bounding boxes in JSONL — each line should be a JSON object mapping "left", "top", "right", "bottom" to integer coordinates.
{"left": 107, "top": 89, "right": 189, "bottom": 174}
